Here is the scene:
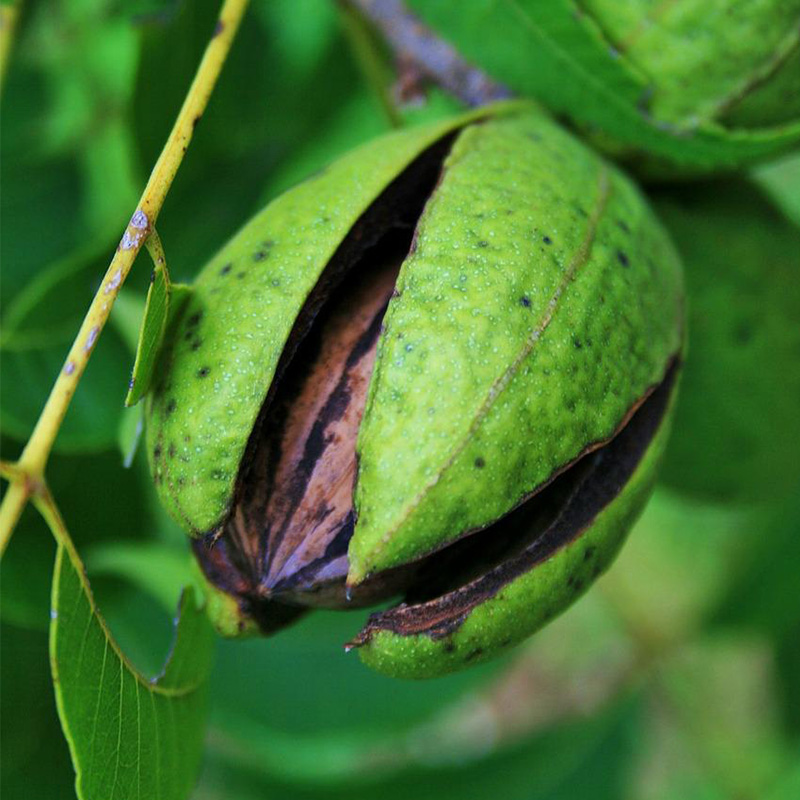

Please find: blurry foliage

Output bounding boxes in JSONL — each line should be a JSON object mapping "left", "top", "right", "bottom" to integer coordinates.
{"left": 1, "top": 1, "right": 799, "bottom": 799}
{"left": 655, "top": 179, "right": 800, "bottom": 503}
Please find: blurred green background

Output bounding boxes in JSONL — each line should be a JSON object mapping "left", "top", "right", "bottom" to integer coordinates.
{"left": 2, "top": 2, "right": 799, "bottom": 798}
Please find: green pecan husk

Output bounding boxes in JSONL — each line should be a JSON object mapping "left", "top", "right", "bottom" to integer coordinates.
{"left": 144, "top": 104, "right": 684, "bottom": 678}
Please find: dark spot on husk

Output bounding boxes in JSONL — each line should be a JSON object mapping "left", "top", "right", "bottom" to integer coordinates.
{"left": 443, "top": 641, "right": 455, "bottom": 653}
{"left": 168, "top": 443, "right": 176, "bottom": 459}
{"left": 478, "top": 240, "right": 489, "bottom": 248}
{"left": 617, "top": 219, "right": 630, "bottom": 233}
{"left": 187, "top": 312, "right": 202, "bottom": 327}
{"left": 520, "top": 296, "right": 531, "bottom": 307}
{"left": 573, "top": 337, "right": 582, "bottom": 349}
{"left": 220, "top": 263, "right": 232, "bottom": 276}
{"left": 617, "top": 250, "right": 630, "bottom": 268}
{"left": 465, "top": 648, "right": 484, "bottom": 662}
{"left": 213, "top": 20, "right": 224, "bottom": 36}
{"left": 153, "top": 445, "right": 162, "bottom": 459}
{"left": 573, "top": 204, "right": 588, "bottom": 218}
{"left": 166, "top": 399, "right": 177, "bottom": 416}
{"left": 543, "top": 235, "right": 552, "bottom": 245}
{"left": 583, "top": 546, "right": 596, "bottom": 561}
{"left": 191, "top": 338, "right": 203, "bottom": 351}
{"left": 474, "top": 457, "right": 486, "bottom": 468}
{"left": 567, "top": 575, "right": 585, "bottom": 593}
{"left": 198, "top": 367, "right": 210, "bottom": 378}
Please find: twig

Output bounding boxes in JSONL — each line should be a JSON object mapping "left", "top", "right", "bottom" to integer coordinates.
{"left": 349, "top": 0, "right": 512, "bottom": 107}
{"left": 0, "top": 0, "right": 251, "bottom": 557}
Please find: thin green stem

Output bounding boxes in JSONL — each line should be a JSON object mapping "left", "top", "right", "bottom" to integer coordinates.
{"left": 339, "top": 1, "right": 403, "bottom": 128}
{"left": 0, "top": 480, "right": 30, "bottom": 557}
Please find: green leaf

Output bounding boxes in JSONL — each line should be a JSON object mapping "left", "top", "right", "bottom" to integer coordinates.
{"left": 125, "top": 252, "right": 191, "bottom": 405}
{"left": 407, "top": 0, "right": 800, "bottom": 170}
{"left": 50, "top": 537, "right": 215, "bottom": 800}
{"left": 118, "top": 404, "right": 146, "bottom": 467}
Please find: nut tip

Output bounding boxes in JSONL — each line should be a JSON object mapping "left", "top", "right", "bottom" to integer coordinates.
{"left": 345, "top": 563, "right": 368, "bottom": 588}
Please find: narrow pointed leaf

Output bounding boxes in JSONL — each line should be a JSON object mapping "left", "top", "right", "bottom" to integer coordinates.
{"left": 126, "top": 255, "right": 191, "bottom": 406}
